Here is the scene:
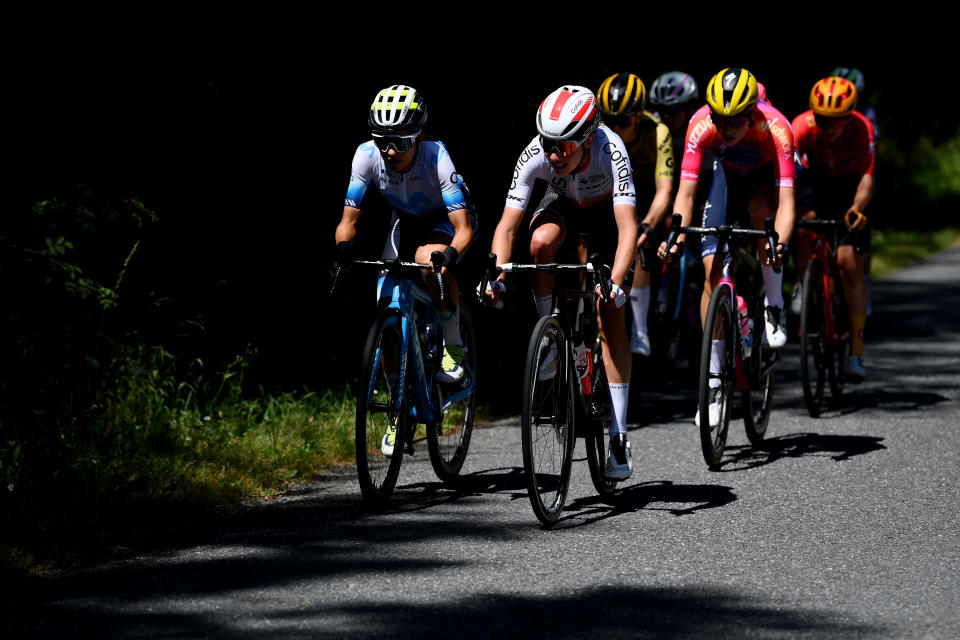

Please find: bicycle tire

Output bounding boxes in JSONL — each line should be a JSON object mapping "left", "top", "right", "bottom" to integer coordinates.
{"left": 800, "top": 260, "right": 827, "bottom": 417}
{"left": 427, "top": 297, "right": 477, "bottom": 483}
{"left": 521, "top": 315, "right": 576, "bottom": 526}
{"left": 742, "top": 285, "right": 775, "bottom": 443}
{"left": 356, "top": 309, "right": 407, "bottom": 506}
{"left": 584, "top": 333, "right": 617, "bottom": 497}
{"left": 698, "top": 285, "right": 734, "bottom": 469}
{"left": 827, "top": 278, "right": 851, "bottom": 398}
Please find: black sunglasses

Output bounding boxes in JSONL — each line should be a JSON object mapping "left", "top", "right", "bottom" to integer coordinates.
{"left": 371, "top": 132, "right": 419, "bottom": 153}
{"left": 602, "top": 114, "right": 634, "bottom": 129}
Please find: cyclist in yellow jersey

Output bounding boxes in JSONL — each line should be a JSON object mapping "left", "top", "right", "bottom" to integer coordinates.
{"left": 597, "top": 73, "right": 674, "bottom": 356}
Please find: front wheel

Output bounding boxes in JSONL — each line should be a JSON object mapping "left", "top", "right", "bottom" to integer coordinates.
{"left": 742, "top": 285, "right": 775, "bottom": 443}
{"left": 800, "top": 260, "right": 827, "bottom": 417}
{"left": 698, "top": 285, "right": 734, "bottom": 469}
{"left": 356, "top": 309, "right": 407, "bottom": 506}
{"left": 521, "top": 316, "right": 576, "bottom": 526}
{"left": 583, "top": 334, "right": 617, "bottom": 497}
{"left": 427, "top": 299, "right": 477, "bottom": 483}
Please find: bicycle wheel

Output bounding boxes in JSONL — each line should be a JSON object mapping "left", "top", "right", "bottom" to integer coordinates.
{"left": 427, "top": 299, "right": 477, "bottom": 483}
{"left": 827, "top": 279, "right": 850, "bottom": 398}
{"left": 800, "top": 260, "right": 827, "bottom": 417}
{"left": 356, "top": 309, "right": 407, "bottom": 506}
{"left": 584, "top": 334, "right": 617, "bottom": 497}
{"left": 521, "top": 316, "right": 576, "bottom": 526}
{"left": 742, "top": 285, "right": 775, "bottom": 443}
{"left": 698, "top": 285, "right": 734, "bottom": 469}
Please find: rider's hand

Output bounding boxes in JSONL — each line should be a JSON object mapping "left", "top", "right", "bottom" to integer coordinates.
{"left": 759, "top": 241, "right": 787, "bottom": 267}
{"left": 845, "top": 209, "right": 868, "bottom": 232}
{"left": 657, "top": 239, "right": 685, "bottom": 264}
{"left": 637, "top": 222, "right": 652, "bottom": 249}
{"left": 331, "top": 241, "right": 354, "bottom": 276}
{"left": 600, "top": 281, "right": 626, "bottom": 309}
{"left": 478, "top": 279, "right": 505, "bottom": 309}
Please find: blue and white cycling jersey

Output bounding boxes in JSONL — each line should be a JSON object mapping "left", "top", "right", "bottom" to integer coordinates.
{"left": 345, "top": 140, "right": 473, "bottom": 217}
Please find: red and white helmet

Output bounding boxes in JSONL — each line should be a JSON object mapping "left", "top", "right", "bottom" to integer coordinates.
{"left": 536, "top": 85, "right": 600, "bottom": 144}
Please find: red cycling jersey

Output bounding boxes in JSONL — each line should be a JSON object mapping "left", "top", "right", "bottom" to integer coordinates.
{"left": 791, "top": 110, "right": 876, "bottom": 178}
{"left": 681, "top": 101, "right": 796, "bottom": 188}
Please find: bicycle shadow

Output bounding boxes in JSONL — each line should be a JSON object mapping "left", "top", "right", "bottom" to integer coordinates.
{"left": 556, "top": 480, "right": 737, "bottom": 528}
{"left": 713, "top": 432, "right": 887, "bottom": 472}
{"left": 383, "top": 466, "right": 533, "bottom": 514}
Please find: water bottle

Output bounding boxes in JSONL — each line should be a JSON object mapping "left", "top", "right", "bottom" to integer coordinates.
{"left": 575, "top": 342, "right": 592, "bottom": 396}
{"left": 737, "top": 296, "right": 753, "bottom": 358}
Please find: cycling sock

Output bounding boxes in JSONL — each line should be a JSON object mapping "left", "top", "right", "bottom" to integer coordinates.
{"left": 608, "top": 382, "right": 630, "bottom": 438}
{"left": 709, "top": 340, "right": 722, "bottom": 389}
{"left": 629, "top": 286, "right": 650, "bottom": 336}
{"left": 761, "top": 264, "right": 785, "bottom": 309}
{"left": 439, "top": 309, "right": 463, "bottom": 347}
{"left": 534, "top": 294, "right": 553, "bottom": 318}
{"left": 850, "top": 313, "right": 866, "bottom": 356}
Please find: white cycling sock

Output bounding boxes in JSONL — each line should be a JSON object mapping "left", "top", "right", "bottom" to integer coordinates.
{"left": 439, "top": 309, "right": 463, "bottom": 347}
{"left": 534, "top": 294, "right": 553, "bottom": 318}
{"left": 608, "top": 382, "right": 630, "bottom": 438}
{"left": 709, "top": 339, "right": 722, "bottom": 389}
{"left": 761, "top": 264, "right": 784, "bottom": 309}
{"left": 629, "top": 286, "right": 650, "bottom": 337}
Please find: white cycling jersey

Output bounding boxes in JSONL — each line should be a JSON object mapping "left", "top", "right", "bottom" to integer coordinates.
{"left": 505, "top": 124, "right": 637, "bottom": 211}
{"left": 344, "top": 140, "right": 472, "bottom": 218}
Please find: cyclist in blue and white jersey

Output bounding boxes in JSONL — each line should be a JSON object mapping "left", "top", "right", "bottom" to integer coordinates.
{"left": 335, "top": 84, "right": 477, "bottom": 385}
{"left": 483, "top": 85, "right": 639, "bottom": 480}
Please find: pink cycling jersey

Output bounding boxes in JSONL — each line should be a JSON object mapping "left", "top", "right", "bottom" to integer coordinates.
{"left": 681, "top": 101, "right": 796, "bottom": 188}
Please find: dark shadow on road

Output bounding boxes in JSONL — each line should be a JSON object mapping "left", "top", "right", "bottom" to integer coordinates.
{"left": 715, "top": 432, "right": 887, "bottom": 472}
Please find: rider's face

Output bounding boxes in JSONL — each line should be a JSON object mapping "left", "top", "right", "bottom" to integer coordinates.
{"left": 712, "top": 109, "right": 754, "bottom": 146}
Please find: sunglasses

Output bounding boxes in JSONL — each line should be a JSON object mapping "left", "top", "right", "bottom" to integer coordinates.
{"left": 540, "top": 135, "right": 584, "bottom": 158}
{"left": 372, "top": 132, "right": 419, "bottom": 153}
{"left": 711, "top": 112, "right": 751, "bottom": 130}
{"left": 602, "top": 114, "right": 634, "bottom": 129}
{"left": 814, "top": 114, "right": 850, "bottom": 129}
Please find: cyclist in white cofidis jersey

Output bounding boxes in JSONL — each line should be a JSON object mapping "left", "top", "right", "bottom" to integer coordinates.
{"left": 335, "top": 84, "right": 477, "bottom": 392}
{"left": 482, "top": 85, "right": 638, "bottom": 481}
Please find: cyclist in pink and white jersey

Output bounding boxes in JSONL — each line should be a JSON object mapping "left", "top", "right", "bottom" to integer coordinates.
{"left": 657, "top": 68, "right": 796, "bottom": 428}
{"left": 483, "top": 85, "right": 639, "bottom": 480}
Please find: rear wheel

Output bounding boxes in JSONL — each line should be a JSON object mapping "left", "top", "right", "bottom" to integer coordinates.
{"left": 521, "top": 316, "right": 576, "bottom": 526}
{"left": 427, "top": 299, "right": 477, "bottom": 483}
{"left": 800, "top": 260, "right": 827, "bottom": 417}
{"left": 583, "top": 334, "right": 617, "bottom": 497}
{"left": 743, "top": 285, "right": 775, "bottom": 443}
{"left": 698, "top": 286, "right": 734, "bottom": 469}
{"left": 356, "top": 309, "right": 406, "bottom": 506}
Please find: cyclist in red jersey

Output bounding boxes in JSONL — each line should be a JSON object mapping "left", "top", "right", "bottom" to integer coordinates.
{"left": 657, "top": 67, "right": 796, "bottom": 428}
{"left": 791, "top": 76, "right": 876, "bottom": 383}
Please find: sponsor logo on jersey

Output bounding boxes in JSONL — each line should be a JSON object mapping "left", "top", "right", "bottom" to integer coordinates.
{"left": 686, "top": 117, "right": 712, "bottom": 155}
{"left": 604, "top": 142, "right": 633, "bottom": 193}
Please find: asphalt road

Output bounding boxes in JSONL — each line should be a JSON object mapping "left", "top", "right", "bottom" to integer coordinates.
{"left": 4, "top": 248, "right": 959, "bottom": 639}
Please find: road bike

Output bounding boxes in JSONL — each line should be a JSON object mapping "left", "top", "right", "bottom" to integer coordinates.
{"left": 796, "top": 217, "right": 852, "bottom": 417}
{"left": 333, "top": 254, "right": 477, "bottom": 506}
{"left": 664, "top": 214, "right": 781, "bottom": 469}
{"left": 480, "top": 245, "right": 619, "bottom": 526}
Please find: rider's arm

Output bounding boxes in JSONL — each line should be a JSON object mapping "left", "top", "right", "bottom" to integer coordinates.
{"left": 335, "top": 206, "right": 363, "bottom": 247}
{"left": 445, "top": 208, "right": 474, "bottom": 261}
{"left": 661, "top": 179, "right": 697, "bottom": 258}
{"left": 640, "top": 178, "right": 673, "bottom": 245}
{"left": 770, "top": 186, "right": 796, "bottom": 259}
{"left": 611, "top": 203, "right": 639, "bottom": 288}
{"left": 491, "top": 206, "right": 524, "bottom": 276}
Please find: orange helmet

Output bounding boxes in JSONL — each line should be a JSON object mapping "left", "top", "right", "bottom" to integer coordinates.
{"left": 809, "top": 77, "right": 858, "bottom": 117}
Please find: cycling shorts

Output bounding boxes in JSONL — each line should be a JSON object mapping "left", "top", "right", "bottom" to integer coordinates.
{"left": 381, "top": 209, "right": 478, "bottom": 262}
{"left": 797, "top": 172, "right": 871, "bottom": 254}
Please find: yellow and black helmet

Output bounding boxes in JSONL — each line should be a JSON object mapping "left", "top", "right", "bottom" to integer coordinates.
{"left": 809, "top": 76, "right": 858, "bottom": 117}
{"left": 597, "top": 72, "right": 646, "bottom": 116}
{"left": 705, "top": 68, "right": 758, "bottom": 116}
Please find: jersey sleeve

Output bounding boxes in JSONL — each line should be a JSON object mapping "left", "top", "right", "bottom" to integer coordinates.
{"left": 855, "top": 112, "right": 877, "bottom": 177}
{"left": 504, "top": 138, "right": 546, "bottom": 211}
{"left": 764, "top": 105, "right": 796, "bottom": 188}
{"left": 680, "top": 106, "right": 714, "bottom": 183}
{"left": 654, "top": 119, "right": 674, "bottom": 183}
{"left": 344, "top": 141, "right": 379, "bottom": 209}
{"left": 434, "top": 143, "right": 472, "bottom": 213}
{"left": 601, "top": 129, "right": 637, "bottom": 207}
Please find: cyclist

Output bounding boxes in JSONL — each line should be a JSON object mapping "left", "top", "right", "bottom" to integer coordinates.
{"left": 597, "top": 72, "right": 674, "bottom": 357}
{"left": 657, "top": 67, "right": 796, "bottom": 428}
{"left": 483, "top": 84, "right": 638, "bottom": 480}
{"left": 791, "top": 76, "right": 876, "bottom": 383}
{"left": 831, "top": 66, "right": 878, "bottom": 318}
{"left": 335, "top": 84, "right": 478, "bottom": 392}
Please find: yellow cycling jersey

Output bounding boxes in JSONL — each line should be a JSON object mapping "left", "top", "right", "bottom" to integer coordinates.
{"left": 624, "top": 111, "right": 674, "bottom": 186}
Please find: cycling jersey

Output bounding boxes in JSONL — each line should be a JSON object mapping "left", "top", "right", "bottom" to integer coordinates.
{"left": 505, "top": 124, "right": 637, "bottom": 211}
{"left": 681, "top": 101, "right": 796, "bottom": 188}
{"left": 345, "top": 140, "right": 473, "bottom": 217}
{"left": 624, "top": 111, "right": 674, "bottom": 185}
{"left": 792, "top": 110, "right": 876, "bottom": 178}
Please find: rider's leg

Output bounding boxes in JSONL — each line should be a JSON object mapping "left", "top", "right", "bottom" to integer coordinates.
{"left": 629, "top": 262, "right": 651, "bottom": 355}
{"left": 529, "top": 210, "right": 566, "bottom": 317}
{"left": 597, "top": 298, "right": 631, "bottom": 438}
{"left": 838, "top": 244, "right": 868, "bottom": 357}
